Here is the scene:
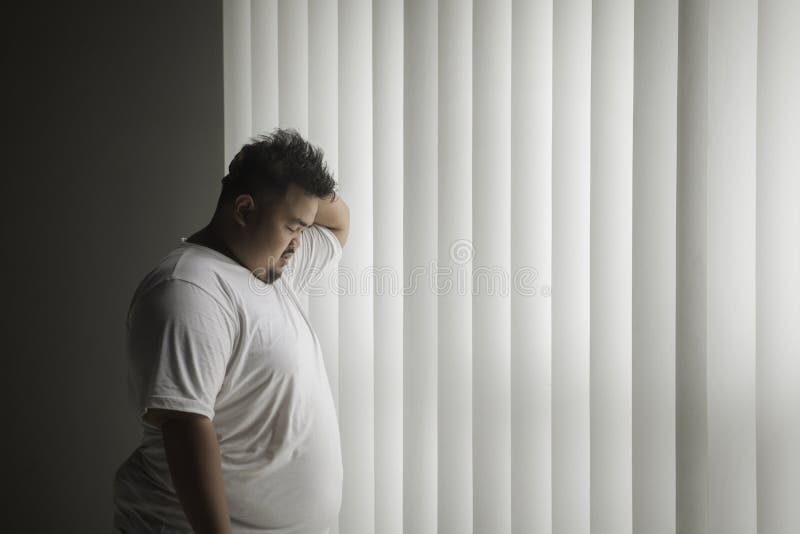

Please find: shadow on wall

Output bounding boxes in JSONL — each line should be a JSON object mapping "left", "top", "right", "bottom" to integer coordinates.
{"left": 3, "top": 1, "right": 224, "bottom": 532}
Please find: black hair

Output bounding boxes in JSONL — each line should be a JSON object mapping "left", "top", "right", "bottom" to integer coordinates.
{"left": 216, "top": 127, "right": 337, "bottom": 212}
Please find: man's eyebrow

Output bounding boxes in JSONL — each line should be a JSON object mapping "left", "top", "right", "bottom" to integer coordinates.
{"left": 290, "top": 217, "right": 312, "bottom": 227}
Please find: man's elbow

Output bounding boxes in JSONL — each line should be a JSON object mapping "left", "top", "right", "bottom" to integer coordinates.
{"left": 326, "top": 198, "right": 349, "bottom": 248}
{"left": 332, "top": 204, "right": 350, "bottom": 248}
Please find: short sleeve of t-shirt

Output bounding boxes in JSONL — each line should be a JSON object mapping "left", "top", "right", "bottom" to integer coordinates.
{"left": 125, "top": 278, "right": 235, "bottom": 424}
{"left": 285, "top": 223, "right": 343, "bottom": 294}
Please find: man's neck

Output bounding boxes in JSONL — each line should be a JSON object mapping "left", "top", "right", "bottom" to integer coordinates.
{"left": 187, "top": 223, "right": 243, "bottom": 266}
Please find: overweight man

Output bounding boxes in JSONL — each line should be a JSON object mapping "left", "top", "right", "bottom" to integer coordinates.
{"left": 112, "top": 128, "right": 349, "bottom": 534}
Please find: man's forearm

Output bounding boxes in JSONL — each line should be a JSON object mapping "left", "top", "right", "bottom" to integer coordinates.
{"left": 162, "top": 416, "right": 232, "bottom": 534}
{"left": 314, "top": 192, "right": 349, "bottom": 231}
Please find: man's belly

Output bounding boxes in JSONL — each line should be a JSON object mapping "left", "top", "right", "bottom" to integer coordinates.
{"left": 219, "top": 387, "right": 343, "bottom": 531}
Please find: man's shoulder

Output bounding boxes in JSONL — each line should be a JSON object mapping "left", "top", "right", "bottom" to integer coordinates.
{"left": 128, "top": 243, "right": 239, "bottom": 322}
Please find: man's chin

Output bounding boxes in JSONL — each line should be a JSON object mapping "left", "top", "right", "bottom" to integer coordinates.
{"left": 255, "top": 268, "right": 281, "bottom": 285}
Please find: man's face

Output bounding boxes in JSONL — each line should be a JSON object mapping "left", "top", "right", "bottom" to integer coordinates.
{"left": 245, "top": 182, "right": 318, "bottom": 284}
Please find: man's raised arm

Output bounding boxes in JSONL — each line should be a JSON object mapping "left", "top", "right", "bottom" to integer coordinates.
{"left": 313, "top": 193, "right": 350, "bottom": 248}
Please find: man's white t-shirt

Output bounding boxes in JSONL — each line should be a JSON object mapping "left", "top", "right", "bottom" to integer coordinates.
{"left": 112, "top": 224, "right": 343, "bottom": 534}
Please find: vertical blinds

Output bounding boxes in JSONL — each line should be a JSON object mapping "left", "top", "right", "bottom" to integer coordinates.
{"left": 222, "top": 1, "right": 800, "bottom": 533}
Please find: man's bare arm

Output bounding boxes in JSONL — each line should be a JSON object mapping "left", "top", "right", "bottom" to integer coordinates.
{"left": 146, "top": 409, "right": 232, "bottom": 534}
{"left": 314, "top": 193, "right": 350, "bottom": 248}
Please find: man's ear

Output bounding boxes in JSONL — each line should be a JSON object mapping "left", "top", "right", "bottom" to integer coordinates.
{"left": 233, "top": 194, "right": 255, "bottom": 227}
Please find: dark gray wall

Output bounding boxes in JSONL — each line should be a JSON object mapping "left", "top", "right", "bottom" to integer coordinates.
{"left": 2, "top": 2, "right": 224, "bottom": 531}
